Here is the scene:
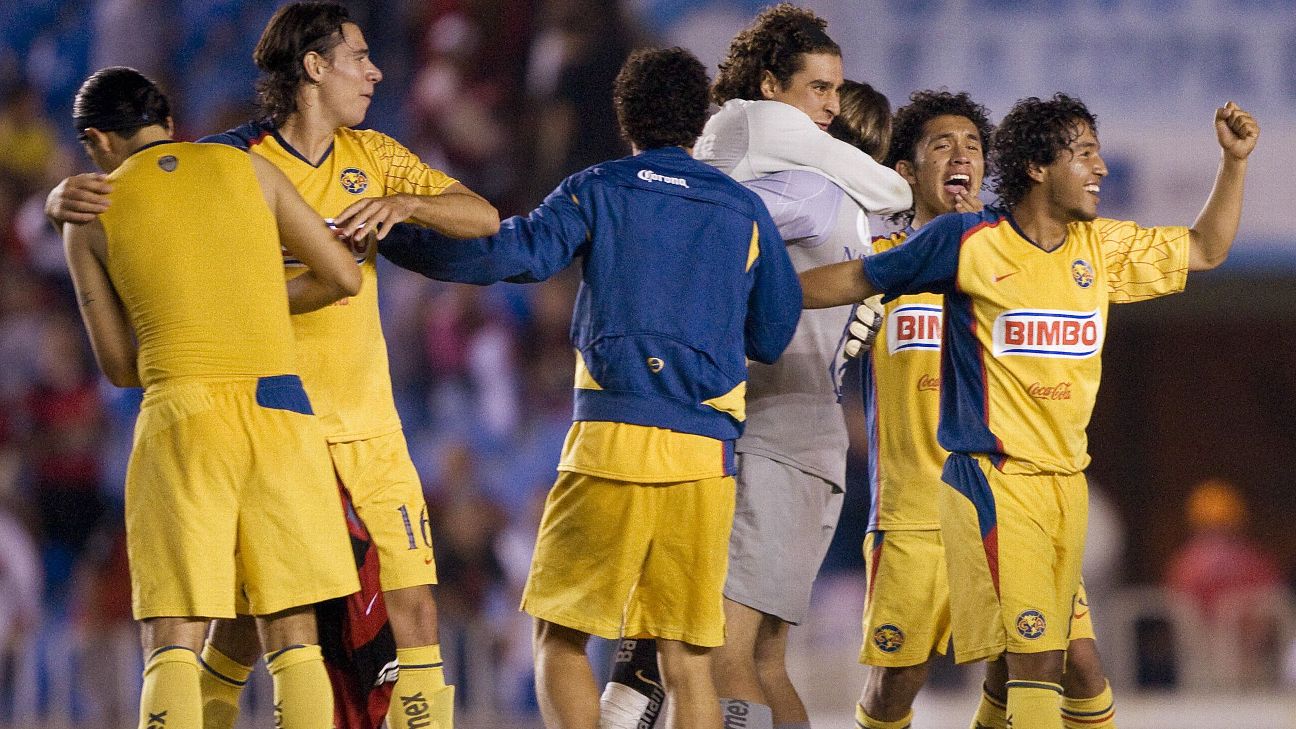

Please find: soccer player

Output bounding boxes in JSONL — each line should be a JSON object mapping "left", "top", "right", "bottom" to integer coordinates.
{"left": 377, "top": 47, "right": 802, "bottom": 729}
{"left": 61, "top": 66, "right": 362, "bottom": 729}
{"left": 802, "top": 94, "right": 1258, "bottom": 729}
{"left": 852, "top": 90, "right": 1116, "bottom": 729}
{"left": 46, "top": 5, "right": 500, "bottom": 729}
{"left": 600, "top": 9, "right": 910, "bottom": 729}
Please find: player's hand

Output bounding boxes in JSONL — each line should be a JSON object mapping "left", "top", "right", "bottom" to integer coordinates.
{"left": 45, "top": 173, "right": 112, "bottom": 225}
{"left": 843, "top": 295, "right": 884, "bottom": 359}
{"left": 1215, "top": 101, "right": 1259, "bottom": 161}
{"left": 952, "top": 189, "right": 983, "bottom": 214}
{"left": 333, "top": 194, "right": 417, "bottom": 241}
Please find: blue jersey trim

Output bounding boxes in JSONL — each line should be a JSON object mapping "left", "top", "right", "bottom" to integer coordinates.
{"left": 255, "top": 374, "right": 314, "bottom": 415}
{"left": 940, "top": 454, "right": 997, "bottom": 541}
{"left": 936, "top": 291, "right": 1001, "bottom": 458}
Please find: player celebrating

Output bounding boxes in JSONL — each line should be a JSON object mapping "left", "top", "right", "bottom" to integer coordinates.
{"left": 803, "top": 94, "right": 1258, "bottom": 729}
{"left": 61, "top": 67, "right": 361, "bottom": 729}
{"left": 852, "top": 90, "right": 1116, "bottom": 729}
{"left": 600, "top": 8, "right": 910, "bottom": 729}
{"left": 47, "top": 4, "right": 499, "bottom": 729}
{"left": 378, "top": 47, "right": 802, "bottom": 729}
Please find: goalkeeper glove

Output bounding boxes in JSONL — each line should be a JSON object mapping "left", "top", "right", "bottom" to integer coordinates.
{"left": 843, "top": 295, "right": 884, "bottom": 359}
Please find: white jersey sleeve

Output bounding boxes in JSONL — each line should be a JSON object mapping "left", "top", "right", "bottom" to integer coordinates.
{"left": 695, "top": 99, "right": 912, "bottom": 215}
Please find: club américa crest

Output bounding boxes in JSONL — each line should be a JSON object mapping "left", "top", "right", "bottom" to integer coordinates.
{"left": 340, "top": 167, "right": 369, "bottom": 194}
{"left": 1016, "top": 609, "right": 1046, "bottom": 639}
{"left": 1071, "top": 259, "right": 1094, "bottom": 288}
{"left": 872, "top": 623, "right": 905, "bottom": 653}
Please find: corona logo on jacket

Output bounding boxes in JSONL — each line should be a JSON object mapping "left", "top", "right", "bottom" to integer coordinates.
{"left": 886, "top": 303, "right": 942, "bottom": 354}
{"left": 992, "top": 308, "right": 1102, "bottom": 359}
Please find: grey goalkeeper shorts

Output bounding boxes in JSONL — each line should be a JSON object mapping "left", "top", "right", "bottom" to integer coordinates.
{"left": 723, "top": 452, "right": 844, "bottom": 625}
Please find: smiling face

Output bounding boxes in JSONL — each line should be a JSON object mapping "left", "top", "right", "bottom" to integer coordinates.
{"left": 761, "top": 52, "right": 843, "bottom": 131}
{"left": 315, "top": 22, "right": 382, "bottom": 128}
{"left": 900, "top": 114, "right": 985, "bottom": 224}
{"left": 1040, "top": 122, "right": 1107, "bottom": 222}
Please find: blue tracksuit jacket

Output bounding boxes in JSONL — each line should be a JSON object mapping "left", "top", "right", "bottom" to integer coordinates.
{"left": 380, "top": 146, "right": 801, "bottom": 442}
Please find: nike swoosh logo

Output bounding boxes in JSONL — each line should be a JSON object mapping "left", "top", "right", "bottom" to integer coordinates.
{"left": 1073, "top": 610, "right": 1089, "bottom": 620}
{"left": 424, "top": 556, "right": 434, "bottom": 565}
{"left": 635, "top": 669, "right": 664, "bottom": 690}
{"left": 365, "top": 593, "right": 379, "bottom": 615}
{"left": 993, "top": 271, "right": 1019, "bottom": 282}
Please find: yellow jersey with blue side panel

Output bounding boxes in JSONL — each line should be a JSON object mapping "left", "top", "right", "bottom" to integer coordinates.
{"left": 201, "top": 122, "right": 458, "bottom": 441}
{"left": 98, "top": 140, "right": 298, "bottom": 388}
{"left": 862, "top": 208, "right": 1189, "bottom": 476}
{"left": 864, "top": 228, "right": 947, "bottom": 530}
{"left": 378, "top": 146, "right": 802, "bottom": 482}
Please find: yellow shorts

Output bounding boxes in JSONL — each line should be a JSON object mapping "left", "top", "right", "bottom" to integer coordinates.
{"left": 331, "top": 431, "right": 437, "bottom": 591}
{"left": 521, "top": 471, "right": 735, "bottom": 647}
{"left": 938, "top": 454, "right": 1087, "bottom": 663}
{"left": 126, "top": 376, "right": 359, "bottom": 620}
{"left": 859, "top": 529, "right": 951, "bottom": 667}
{"left": 1070, "top": 581, "right": 1096, "bottom": 641}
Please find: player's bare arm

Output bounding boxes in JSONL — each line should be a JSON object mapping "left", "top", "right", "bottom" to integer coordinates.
{"left": 800, "top": 259, "right": 880, "bottom": 309}
{"left": 45, "top": 172, "right": 113, "bottom": 227}
{"left": 1185, "top": 101, "right": 1259, "bottom": 271}
{"left": 249, "top": 154, "right": 363, "bottom": 313}
{"left": 331, "top": 182, "right": 500, "bottom": 241}
{"left": 62, "top": 219, "right": 140, "bottom": 387}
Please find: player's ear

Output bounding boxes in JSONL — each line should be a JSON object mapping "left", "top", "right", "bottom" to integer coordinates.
{"left": 759, "top": 70, "right": 781, "bottom": 100}
{"left": 163, "top": 116, "right": 175, "bottom": 136}
{"left": 895, "top": 159, "right": 918, "bottom": 186}
{"left": 1026, "top": 161, "right": 1046, "bottom": 184}
{"left": 82, "top": 128, "right": 112, "bottom": 157}
{"left": 302, "top": 50, "right": 327, "bottom": 84}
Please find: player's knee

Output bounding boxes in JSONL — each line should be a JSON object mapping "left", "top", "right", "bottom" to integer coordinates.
{"left": 1004, "top": 650, "right": 1065, "bottom": 685}
{"left": 384, "top": 584, "right": 439, "bottom": 645}
{"left": 862, "top": 663, "right": 928, "bottom": 714}
{"left": 208, "top": 614, "right": 262, "bottom": 666}
{"left": 533, "top": 619, "right": 589, "bottom": 657}
{"left": 1062, "top": 639, "right": 1108, "bottom": 698}
{"left": 256, "top": 605, "right": 318, "bottom": 653}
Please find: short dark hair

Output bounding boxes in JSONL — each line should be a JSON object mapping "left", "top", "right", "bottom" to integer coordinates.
{"left": 253, "top": 1, "right": 352, "bottom": 125}
{"left": 613, "top": 47, "right": 710, "bottom": 151}
{"left": 72, "top": 67, "right": 170, "bottom": 140}
{"left": 828, "top": 80, "right": 891, "bottom": 162}
{"left": 712, "top": 3, "right": 839, "bottom": 106}
{"left": 991, "top": 93, "right": 1097, "bottom": 208}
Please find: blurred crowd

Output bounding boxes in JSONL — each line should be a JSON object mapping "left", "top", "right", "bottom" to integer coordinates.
{"left": 1, "top": 0, "right": 1293, "bottom": 724}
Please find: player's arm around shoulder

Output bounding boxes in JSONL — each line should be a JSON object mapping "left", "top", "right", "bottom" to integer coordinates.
{"left": 1187, "top": 102, "right": 1259, "bottom": 271}
{"left": 333, "top": 130, "right": 500, "bottom": 240}
{"left": 249, "top": 154, "right": 362, "bottom": 313}
{"left": 62, "top": 219, "right": 139, "bottom": 387}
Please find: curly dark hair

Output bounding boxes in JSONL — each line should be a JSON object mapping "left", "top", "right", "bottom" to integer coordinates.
{"left": 613, "top": 47, "right": 710, "bottom": 151}
{"left": 73, "top": 67, "right": 171, "bottom": 140}
{"left": 253, "top": 2, "right": 352, "bottom": 125}
{"left": 882, "top": 89, "right": 994, "bottom": 225}
{"left": 828, "top": 80, "right": 891, "bottom": 162}
{"left": 712, "top": 3, "right": 839, "bottom": 105}
{"left": 991, "top": 93, "right": 1097, "bottom": 208}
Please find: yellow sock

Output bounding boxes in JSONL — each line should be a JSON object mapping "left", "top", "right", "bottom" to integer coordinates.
{"left": 264, "top": 644, "right": 333, "bottom": 729}
{"left": 198, "top": 644, "right": 252, "bottom": 729}
{"left": 854, "top": 702, "right": 912, "bottom": 728}
{"left": 1061, "top": 681, "right": 1115, "bottom": 729}
{"left": 1005, "top": 681, "right": 1062, "bottom": 729}
{"left": 970, "top": 685, "right": 1008, "bottom": 729}
{"left": 389, "top": 644, "right": 455, "bottom": 729}
{"left": 139, "top": 646, "right": 202, "bottom": 729}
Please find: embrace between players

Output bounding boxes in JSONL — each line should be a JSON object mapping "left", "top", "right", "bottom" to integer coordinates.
{"left": 48, "top": 3, "right": 1258, "bottom": 729}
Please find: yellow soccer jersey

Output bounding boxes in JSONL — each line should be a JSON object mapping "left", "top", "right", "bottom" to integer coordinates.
{"left": 98, "top": 141, "right": 296, "bottom": 387}
{"left": 864, "top": 229, "right": 946, "bottom": 530}
{"left": 213, "top": 123, "right": 457, "bottom": 440}
{"left": 862, "top": 209, "right": 1189, "bottom": 475}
